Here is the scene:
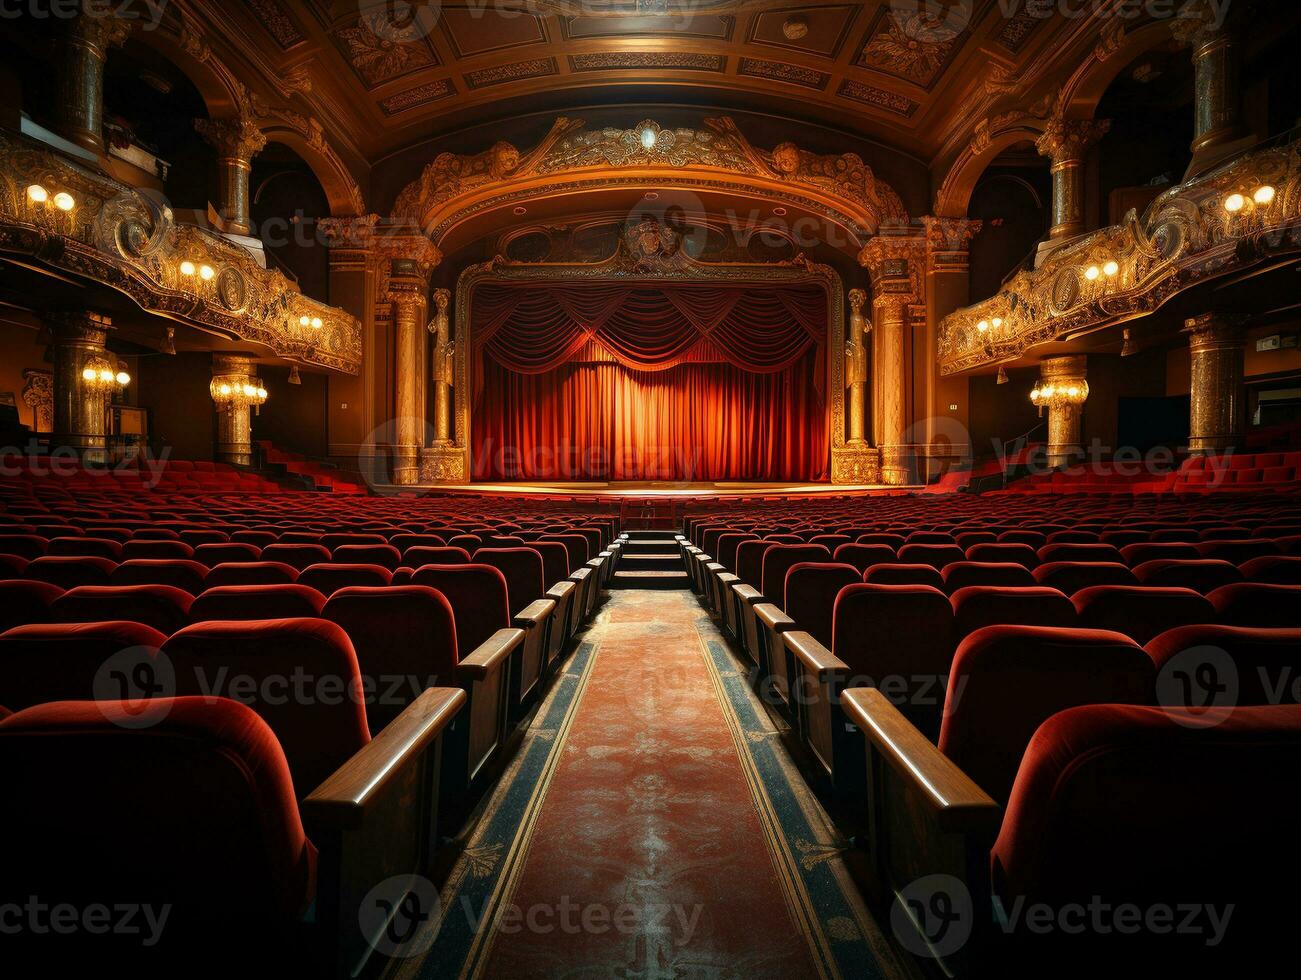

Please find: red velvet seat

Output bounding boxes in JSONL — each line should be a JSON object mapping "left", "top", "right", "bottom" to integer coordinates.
{"left": 25, "top": 556, "right": 117, "bottom": 589}
{"left": 1195, "top": 538, "right": 1279, "bottom": 565}
{"left": 832, "top": 543, "right": 896, "bottom": 575}
{"left": 997, "top": 530, "right": 1046, "bottom": 548}
{"left": 950, "top": 586, "right": 1077, "bottom": 639}
{"left": 1132, "top": 558, "right": 1243, "bottom": 593}
{"left": 1032, "top": 561, "right": 1137, "bottom": 595}
{"left": 322, "top": 585, "right": 459, "bottom": 735}
{"left": 0, "top": 621, "right": 168, "bottom": 712}
{"left": 0, "top": 534, "right": 49, "bottom": 560}
{"left": 0, "top": 697, "right": 315, "bottom": 962}
{"left": 405, "top": 545, "right": 472, "bottom": 567}
{"left": 190, "top": 584, "right": 327, "bottom": 623}
{"left": 122, "top": 539, "right": 196, "bottom": 561}
{"left": 193, "top": 542, "right": 262, "bottom": 567}
{"left": 856, "top": 533, "right": 906, "bottom": 549}
{"left": 965, "top": 542, "right": 1039, "bottom": 569}
{"left": 783, "top": 562, "right": 862, "bottom": 649}
{"left": 864, "top": 563, "right": 945, "bottom": 589}
{"left": 1240, "top": 554, "right": 1301, "bottom": 584}
{"left": 941, "top": 561, "right": 1037, "bottom": 593}
{"left": 111, "top": 558, "right": 210, "bottom": 595}
{"left": 164, "top": 618, "right": 370, "bottom": 798}
{"left": 261, "top": 543, "right": 332, "bottom": 571}
{"left": 0, "top": 554, "right": 28, "bottom": 580}
{"left": 321, "top": 533, "right": 388, "bottom": 551}
{"left": 231, "top": 530, "right": 278, "bottom": 548}
{"left": 297, "top": 563, "right": 392, "bottom": 596}
{"left": 204, "top": 561, "right": 299, "bottom": 588}
{"left": 47, "top": 536, "right": 123, "bottom": 561}
{"left": 991, "top": 703, "right": 1301, "bottom": 973}
{"left": 906, "top": 531, "right": 955, "bottom": 545}
{"left": 53, "top": 584, "right": 193, "bottom": 635}
{"left": 833, "top": 584, "right": 954, "bottom": 738}
{"left": 1036, "top": 542, "right": 1123, "bottom": 565}
{"left": 1071, "top": 585, "right": 1215, "bottom": 645}
{"left": 897, "top": 543, "right": 965, "bottom": 570}
{"left": 0, "top": 580, "right": 64, "bottom": 633}
{"left": 1045, "top": 530, "right": 1099, "bottom": 544}
{"left": 389, "top": 533, "right": 448, "bottom": 553}
{"left": 715, "top": 532, "right": 759, "bottom": 572}
{"left": 411, "top": 564, "right": 511, "bottom": 656}
{"left": 1208, "top": 583, "right": 1301, "bottom": 627}
{"left": 331, "top": 544, "right": 402, "bottom": 570}
{"left": 939, "top": 626, "right": 1153, "bottom": 805}
{"left": 1146, "top": 624, "right": 1301, "bottom": 705}
{"left": 1119, "top": 542, "right": 1200, "bottom": 566}
{"left": 178, "top": 529, "right": 230, "bottom": 547}
{"left": 761, "top": 544, "right": 832, "bottom": 609}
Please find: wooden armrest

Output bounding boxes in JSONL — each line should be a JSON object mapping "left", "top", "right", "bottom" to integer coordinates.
{"left": 302, "top": 687, "right": 466, "bottom": 829}
{"left": 513, "top": 598, "right": 557, "bottom": 630}
{"left": 458, "top": 628, "right": 525, "bottom": 681}
{"left": 706, "top": 562, "right": 725, "bottom": 573}
{"left": 546, "top": 581, "right": 576, "bottom": 601}
{"left": 843, "top": 688, "right": 1000, "bottom": 832}
{"left": 784, "top": 630, "right": 850, "bottom": 681}
{"left": 717, "top": 572, "right": 740, "bottom": 585}
{"left": 586, "top": 557, "right": 604, "bottom": 571}
{"left": 731, "top": 583, "right": 763, "bottom": 604}
{"left": 754, "top": 603, "right": 795, "bottom": 632}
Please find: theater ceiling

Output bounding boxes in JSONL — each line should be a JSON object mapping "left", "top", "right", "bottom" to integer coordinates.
{"left": 191, "top": 0, "right": 1099, "bottom": 162}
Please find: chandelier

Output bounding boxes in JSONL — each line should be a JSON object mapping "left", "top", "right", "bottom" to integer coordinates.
{"left": 1030, "top": 377, "right": 1089, "bottom": 412}
{"left": 210, "top": 374, "right": 268, "bottom": 411}
{"left": 81, "top": 356, "right": 130, "bottom": 396}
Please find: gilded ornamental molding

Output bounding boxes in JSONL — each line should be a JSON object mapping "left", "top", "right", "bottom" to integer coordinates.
{"left": 939, "top": 135, "right": 1301, "bottom": 376}
{"left": 0, "top": 130, "right": 362, "bottom": 374}
{"left": 394, "top": 116, "right": 909, "bottom": 246}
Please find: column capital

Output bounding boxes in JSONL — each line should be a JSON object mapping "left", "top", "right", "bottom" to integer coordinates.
{"left": 922, "top": 216, "right": 983, "bottom": 272}
{"left": 68, "top": 6, "right": 135, "bottom": 57}
{"left": 1036, "top": 117, "right": 1111, "bottom": 165}
{"left": 1171, "top": 0, "right": 1231, "bottom": 48}
{"left": 318, "top": 214, "right": 381, "bottom": 250}
{"left": 858, "top": 231, "right": 925, "bottom": 307}
{"left": 212, "top": 353, "right": 255, "bottom": 376}
{"left": 372, "top": 222, "right": 443, "bottom": 286}
{"left": 1040, "top": 354, "right": 1088, "bottom": 383}
{"left": 47, "top": 310, "right": 113, "bottom": 344}
{"left": 1184, "top": 312, "right": 1246, "bottom": 350}
{"left": 195, "top": 116, "right": 268, "bottom": 165}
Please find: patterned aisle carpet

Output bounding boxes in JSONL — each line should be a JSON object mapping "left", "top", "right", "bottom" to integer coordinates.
{"left": 391, "top": 590, "right": 904, "bottom": 980}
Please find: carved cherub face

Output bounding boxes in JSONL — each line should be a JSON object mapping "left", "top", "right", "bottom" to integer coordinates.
{"left": 771, "top": 143, "right": 801, "bottom": 175}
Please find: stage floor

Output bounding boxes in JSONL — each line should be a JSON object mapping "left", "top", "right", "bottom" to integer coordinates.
{"left": 403, "top": 481, "right": 914, "bottom": 497}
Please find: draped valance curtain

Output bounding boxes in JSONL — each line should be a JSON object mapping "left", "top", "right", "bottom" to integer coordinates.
{"left": 471, "top": 280, "right": 830, "bottom": 482}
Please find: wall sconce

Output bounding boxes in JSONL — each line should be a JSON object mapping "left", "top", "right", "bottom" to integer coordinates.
{"left": 81, "top": 356, "right": 130, "bottom": 396}
{"left": 210, "top": 374, "right": 268, "bottom": 412}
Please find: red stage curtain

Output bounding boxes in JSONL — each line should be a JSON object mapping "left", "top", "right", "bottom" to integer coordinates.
{"left": 472, "top": 352, "right": 829, "bottom": 482}
{"left": 470, "top": 281, "right": 829, "bottom": 482}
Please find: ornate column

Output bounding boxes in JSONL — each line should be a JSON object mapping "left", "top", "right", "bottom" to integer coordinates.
{"left": 845, "top": 288, "right": 869, "bottom": 445}
{"left": 195, "top": 117, "right": 268, "bottom": 236}
{"left": 1036, "top": 118, "right": 1111, "bottom": 241}
{"left": 55, "top": 7, "right": 133, "bottom": 154}
{"left": 429, "top": 288, "right": 454, "bottom": 445}
{"left": 375, "top": 226, "right": 442, "bottom": 486}
{"left": 1036, "top": 355, "right": 1089, "bottom": 468}
{"left": 860, "top": 233, "right": 925, "bottom": 486}
{"left": 922, "top": 217, "right": 982, "bottom": 477}
{"left": 48, "top": 311, "right": 113, "bottom": 463}
{"left": 211, "top": 355, "right": 256, "bottom": 467}
{"left": 1184, "top": 313, "right": 1246, "bottom": 455}
{"left": 1175, "top": 1, "right": 1247, "bottom": 178}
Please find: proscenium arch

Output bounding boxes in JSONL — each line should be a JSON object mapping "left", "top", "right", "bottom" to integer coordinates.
{"left": 933, "top": 116, "right": 1049, "bottom": 219}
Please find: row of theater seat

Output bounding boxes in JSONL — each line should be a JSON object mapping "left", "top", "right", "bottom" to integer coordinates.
{"left": 682, "top": 503, "right": 1301, "bottom": 975}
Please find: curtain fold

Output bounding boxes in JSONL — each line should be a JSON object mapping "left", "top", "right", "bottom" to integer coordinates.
{"left": 469, "top": 280, "right": 830, "bottom": 482}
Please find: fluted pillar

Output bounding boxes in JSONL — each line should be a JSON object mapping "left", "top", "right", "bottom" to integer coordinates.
{"left": 1036, "top": 118, "right": 1110, "bottom": 241}
{"left": 874, "top": 295, "right": 911, "bottom": 485}
{"left": 386, "top": 286, "right": 425, "bottom": 485}
{"left": 49, "top": 311, "right": 113, "bottom": 464}
{"left": 195, "top": 118, "right": 268, "bottom": 236}
{"left": 1184, "top": 313, "right": 1245, "bottom": 455}
{"left": 430, "top": 288, "right": 454, "bottom": 445}
{"left": 1040, "top": 356, "right": 1089, "bottom": 468}
{"left": 55, "top": 8, "right": 133, "bottom": 154}
{"left": 845, "top": 288, "right": 869, "bottom": 445}
{"left": 212, "top": 355, "right": 255, "bottom": 467}
{"left": 1175, "top": 1, "right": 1246, "bottom": 178}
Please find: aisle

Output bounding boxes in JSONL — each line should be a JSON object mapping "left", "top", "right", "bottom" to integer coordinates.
{"left": 397, "top": 590, "right": 903, "bottom": 980}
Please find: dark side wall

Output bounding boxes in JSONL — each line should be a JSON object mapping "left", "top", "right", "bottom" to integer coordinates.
{"left": 134, "top": 352, "right": 215, "bottom": 461}
{"left": 253, "top": 367, "right": 329, "bottom": 459}
{"left": 0, "top": 319, "right": 50, "bottom": 431}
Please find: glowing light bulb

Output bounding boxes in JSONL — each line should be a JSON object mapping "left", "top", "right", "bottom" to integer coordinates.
{"left": 1254, "top": 185, "right": 1276, "bottom": 205}
{"left": 82, "top": 367, "right": 96, "bottom": 381}
{"left": 1068, "top": 386, "right": 1080, "bottom": 398}
{"left": 199, "top": 265, "right": 215, "bottom": 281}
{"left": 311, "top": 317, "right": 322, "bottom": 329}
{"left": 180, "top": 261, "right": 197, "bottom": 276}
{"left": 977, "top": 320, "right": 989, "bottom": 332}
{"left": 992, "top": 318, "right": 1003, "bottom": 329}
{"left": 26, "top": 184, "right": 48, "bottom": 204}
{"left": 218, "top": 384, "right": 231, "bottom": 397}
{"left": 299, "top": 316, "right": 311, "bottom": 327}
{"left": 99, "top": 368, "right": 114, "bottom": 383}
{"left": 1224, "top": 193, "right": 1245, "bottom": 213}
{"left": 1103, "top": 261, "right": 1119, "bottom": 277}
{"left": 116, "top": 372, "right": 130, "bottom": 386}
{"left": 53, "top": 192, "right": 75, "bottom": 212}
{"left": 256, "top": 387, "right": 267, "bottom": 400}
{"left": 1042, "top": 385, "right": 1055, "bottom": 398}
{"left": 1085, "top": 266, "right": 1101, "bottom": 281}
{"left": 640, "top": 128, "right": 657, "bottom": 150}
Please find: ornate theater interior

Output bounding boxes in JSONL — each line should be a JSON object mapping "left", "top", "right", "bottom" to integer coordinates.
{"left": 1, "top": 0, "right": 1300, "bottom": 976}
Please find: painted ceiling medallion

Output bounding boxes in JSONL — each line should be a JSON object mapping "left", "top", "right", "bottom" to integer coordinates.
{"left": 782, "top": 15, "right": 810, "bottom": 41}
{"left": 336, "top": 12, "right": 436, "bottom": 88}
{"left": 859, "top": 10, "right": 962, "bottom": 87}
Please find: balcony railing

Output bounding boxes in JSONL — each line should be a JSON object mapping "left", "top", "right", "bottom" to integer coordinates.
{"left": 939, "top": 136, "right": 1301, "bottom": 376}
{"left": 0, "top": 129, "right": 361, "bottom": 375}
